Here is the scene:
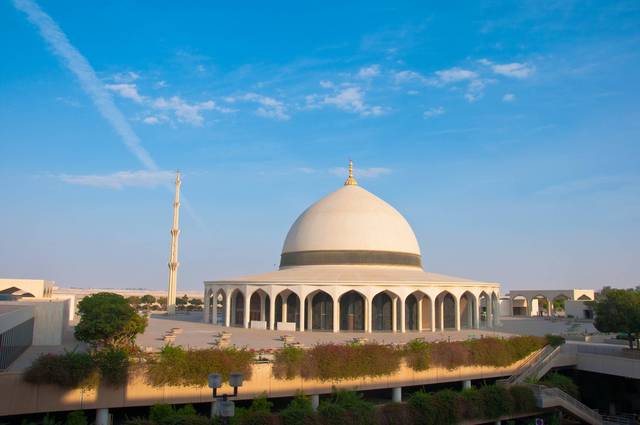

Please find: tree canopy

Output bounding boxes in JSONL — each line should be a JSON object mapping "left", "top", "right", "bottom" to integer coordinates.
{"left": 140, "top": 294, "right": 156, "bottom": 305}
{"left": 75, "top": 292, "right": 148, "bottom": 349}
{"left": 593, "top": 288, "right": 640, "bottom": 349}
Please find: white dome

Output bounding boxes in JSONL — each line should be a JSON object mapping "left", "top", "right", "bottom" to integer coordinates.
{"left": 281, "top": 184, "right": 422, "bottom": 268}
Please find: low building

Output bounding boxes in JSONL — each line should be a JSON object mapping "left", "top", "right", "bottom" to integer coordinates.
{"left": 0, "top": 279, "right": 54, "bottom": 299}
{"left": 503, "top": 289, "right": 595, "bottom": 317}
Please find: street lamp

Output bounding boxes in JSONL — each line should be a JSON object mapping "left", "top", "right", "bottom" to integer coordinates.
{"left": 208, "top": 372, "right": 244, "bottom": 422}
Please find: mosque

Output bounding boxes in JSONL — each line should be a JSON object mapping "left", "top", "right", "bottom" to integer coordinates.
{"left": 203, "top": 162, "right": 500, "bottom": 333}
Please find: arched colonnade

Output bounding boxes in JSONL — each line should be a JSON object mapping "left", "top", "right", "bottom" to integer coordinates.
{"left": 203, "top": 285, "right": 500, "bottom": 333}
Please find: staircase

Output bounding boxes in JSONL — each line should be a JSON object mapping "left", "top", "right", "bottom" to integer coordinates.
{"left": 499, "top": 344, "right": 603, "bottom": 425}
{"left": 528, "top": 384, "right": 603, "bottom": 425}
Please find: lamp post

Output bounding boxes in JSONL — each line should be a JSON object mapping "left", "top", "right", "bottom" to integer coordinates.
{"left": 208, "top": 372, "right": 244, "bottom": 423}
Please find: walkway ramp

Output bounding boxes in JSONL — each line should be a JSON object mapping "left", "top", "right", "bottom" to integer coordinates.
{"left": 528, "top": 384, "right": 603, "bottom": 425}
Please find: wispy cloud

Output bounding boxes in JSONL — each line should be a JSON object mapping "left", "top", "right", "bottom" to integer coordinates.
{"left": 424, "top": 106, "right": 445, "bottom": 118}
{"left": 13, "top": 0, "right": 157, "bottom": 170}
{"left": 435, "top": 67, "right": 478, "bottom": 83}
{"left": 152, "top": 96, "right": 232, "bottom": 126}
{"left": 105, "top": 83, "right": 144, "bottom": 103}
{"left": 357, "top": 64, "right": 380, "bottom": 79}
{"left": 479, "top": 59, "right": 535, "bottom": 79}
{"left": 58, "top": 170, "right": 175, "bottom": 189}
{"left": 307, "top": 86, "right": 384, "bottom": 117}
{"left": 502, "top": 93, "right": 516, "bottom": 102}
{"left": 225, "top": 93, "right": 289, "bottom": 121}
{"left": 110, "top": 71, "right": 140, "bottom": 83}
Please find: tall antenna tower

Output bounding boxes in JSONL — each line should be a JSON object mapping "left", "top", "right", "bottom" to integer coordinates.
{"left": 166, "top": 171, "right": 181, "bottom": 315}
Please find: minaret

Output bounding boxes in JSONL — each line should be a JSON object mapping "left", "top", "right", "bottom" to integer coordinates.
{"left": 167, "top": 171, "right": 181, "bottom": 315}
{"left": 344, "top": 159, "right": 358, "bottom": 186}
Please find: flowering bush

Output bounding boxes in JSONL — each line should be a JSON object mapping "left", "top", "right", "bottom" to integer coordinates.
{"left": 403, "top": 339, "right": 430, "bottom": 371}
{"left": 272, "top": 346, "right": 305, "bottom": 380}
{"left": 146, "top": 345, "right": 254, "bottom": 387}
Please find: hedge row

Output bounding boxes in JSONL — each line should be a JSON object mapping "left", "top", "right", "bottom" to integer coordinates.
{"left": 23, "top": 335, "right": 553, "bottom": 388}
{"left": 274, "top": 336, "right": 548, "bottom": 381}
{"left": 146, "top": 345, "right": 254, "bottom": 387}
{"left": 23, "top": 346, "right": 255, "bottom": 389}
{"left": 23, "top": 348, "right": 131, "bottom": 389}
{"left": 121, "top": 386, "right": 537, "bottom": 425}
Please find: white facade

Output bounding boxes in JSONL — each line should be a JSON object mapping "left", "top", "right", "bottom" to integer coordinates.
{"left": 0, "top": 279, "right": 54, "bottom": 298}
{"left": 503, "top": 289, "right": 595, "bottom": 317}
{"left": 204, "top": 164, "right": 501, "bottom": 333}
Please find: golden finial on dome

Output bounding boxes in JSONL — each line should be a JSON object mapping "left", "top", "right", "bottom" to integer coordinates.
{"left": 344, "top": 159, "right": 358, "bottom": 186}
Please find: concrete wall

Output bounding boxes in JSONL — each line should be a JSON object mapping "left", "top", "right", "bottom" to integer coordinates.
{"left": 0, "top": 306, "right": 34, "bottom": 334}
{"left": 0, "top": 353, "right": 537, "bottom": 416}
{"left": 565, "top": 300, "right": 593, "bottom": 319}
{"left": 0, "top": 300, "right": 68, "bottom": 345}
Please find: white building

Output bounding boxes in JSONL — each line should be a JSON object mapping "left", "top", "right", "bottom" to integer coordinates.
{"left": 503, "top": 289, "right": 595, "bottom": 318}
{"left": 204, "top": 163, "right": 500, "bottom": 333}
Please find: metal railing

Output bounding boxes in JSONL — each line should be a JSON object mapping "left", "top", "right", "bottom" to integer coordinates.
{"left": 528, "top": 384, "right": 603, "bottom": 425}
{"left": 497, "top": 345, "right": 554, "bottom": 386}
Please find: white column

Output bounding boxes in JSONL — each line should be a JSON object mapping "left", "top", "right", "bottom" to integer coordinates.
{"left": 392, "top": 297, "right": 398, "bottom": 332}
{"left": 307, "top": 295, "right": 313, "bottom": 330}
{"left": 454, "top": 296, "right": 461, "bottom": 331}
{"left": 365, "top": 299, "right": 371, "bottom": 333}
{"left": 224, "top": 292, "right": 231, "bottom": 327}
{"left": 96, "top": 408, "right": 109, "bottom": 425}
{"left": 399, "top": 297, "right": 406, "bottom": 333}
{"left": 243, "top": 292, "right": 251, "bottom": 329}
{"left": 430, "top": 297, "right": 436, "bottom": 332}
{"left": 269, "top": 295, "right": 276, "bottom": 330}
{"left": 311, "top": 394, "right": 320, "bottom": 411}
{"left": 332, "top": 296, "right": 340, "bottom": 333}
{"left": 203, "top": 290, "right": 210, "bottom": 324}
{"left": 463, "top": 380, "right": 471, "bottom": 389}
{"left": 299, "top": 295, "right": 305, "bottom": 332}
{"left": 439, "top": 298, "right": 444, "bottom": 331}
{"left": 392, "top": 387, "right": 402, "bottom": 402}
{"left": 417, "top": 296, "right": 423, "bottom": 332}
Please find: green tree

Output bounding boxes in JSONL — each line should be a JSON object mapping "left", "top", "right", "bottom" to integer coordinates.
{"left": 74, "top": 292, "right": 148, "bottom": 349}
{"left": 140, "top": 294, "right": 156, "bottom": 305}
{"left": 176, "top": 294, "right": 189, "bottom": 306}
{"left": 593, "top": 288, "right": 640, "bottom": 349}
{"left": 157, "top": 297, "right": 167, "bottom": 308}
{"left": 126, "top": 296, "right": 141, "bottom": 308}
{"left": 189, "top": 298, "right": 203, "bottom": 306}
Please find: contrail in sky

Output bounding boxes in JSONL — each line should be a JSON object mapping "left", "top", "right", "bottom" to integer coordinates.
{"left": 13, "top": 0, "right": 158, "bottom": 171}
{"left": 13, "top": 0, "right": 203, "bottom": 225}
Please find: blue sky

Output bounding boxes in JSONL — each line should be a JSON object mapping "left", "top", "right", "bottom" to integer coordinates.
{"left": 1, "top": 1, "right": 638, "bottom": 292}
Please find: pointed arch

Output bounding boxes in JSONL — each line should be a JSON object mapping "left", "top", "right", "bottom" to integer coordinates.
{"left": 230, "top": 289, "right": 245, "bottom": 326}
{"left": 435, "top": 290, "right": 457, "bottom": 330}
{"left": 459, "top": 290, "right": 477, "bottom": 329}
{"left": 305, "top": 290, "right": 334, "bottom": 331}
{"left": 339, "top": 290, "right": 366, "bottom": 331}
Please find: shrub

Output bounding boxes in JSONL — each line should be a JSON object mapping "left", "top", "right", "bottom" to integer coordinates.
{"left": 540, "top": 372, "right": 579, "bottom": 399}
{"left": 456, "top": 388, "right": 484, "bottom": 420}
{"left": 146, "top": 345, "right": 254, "bottom": 387}
{"left": 94, "top": 347, "right": 129, "bottom": 387}
{"left": 65, "top": 411, "right": 87, "bottom": 425}
{"left": 545, "top": 334, "right": 566, "bottom": 347}
{"left": 280, "top": 394, "right": 316, "bottom": 425}
{"left": 478, "top": 385, "right": 514, "bottom": 419}
{"left": 509, "top": 385, "right": 536, "bottom": 412}
{"left": 408, "top": 391, "right": 437, "bottom": 425}
{"left": 403, "top": 339, "right": 430, "bottom": 371}
{"left": 430, "top": 389, "right": 459, "bottom": 424}
{"left": 233, "top": 394, "right": 275, "bottom": 425}
{"left": 273, "top": 347, "right": 305, "bottom": 380}
{"left": 430, "top": 341, "right": 470, "bottom": 370}
{"left": 318, "top": 390, "right": 374, "bottom": 425}
{"left": 23, "top": 351, "right": 98, "bottom": 389}
{"left": 376, "top": 402, "right": 411, "bottom": 425}
{"left": 292, "top": 344, "right": 401, "bottom": 381}
{"left": 466, "top": 338, "right": 512, "bottom": 367}
{"left": 148, "top": 404, "right": 208, "bottom": 425}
